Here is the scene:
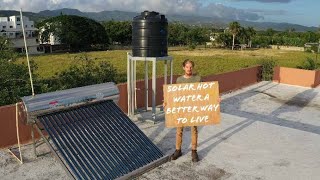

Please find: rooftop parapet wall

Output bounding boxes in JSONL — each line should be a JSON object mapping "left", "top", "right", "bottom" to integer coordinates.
{"left": 0, "top": 66, "right": 262, "bottom": 149}
{"left": 273, "top": 66, "right": 320, "bottom": 88}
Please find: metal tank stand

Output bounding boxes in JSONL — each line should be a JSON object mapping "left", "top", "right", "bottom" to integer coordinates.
{"left": 127, "top": 53, "right": 173, "bottom": 121}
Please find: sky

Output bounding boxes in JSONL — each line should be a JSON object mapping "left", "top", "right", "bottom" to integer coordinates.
{"left": 0, "top": 0, "right": 318, "bottom": 27}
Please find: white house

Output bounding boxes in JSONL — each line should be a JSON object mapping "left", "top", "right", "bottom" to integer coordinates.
{"left": 39, "top": 27, "right": 61, "bottom": 45}
{"left": 38, "top": 22, "right": 61, "bottom": 45}
{"left": 0, "top": 15, "right": 44, "bottom": 54}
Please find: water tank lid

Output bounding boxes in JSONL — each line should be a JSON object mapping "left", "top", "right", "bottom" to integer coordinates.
{"left": 133, "top": 10, "right": 167, "bottom": 21}
{"left": 142, "top": 11, "right": 159, "bottom": 17}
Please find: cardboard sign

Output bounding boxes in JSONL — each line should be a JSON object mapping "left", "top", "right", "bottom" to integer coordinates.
{"left": 163, "top": 81, "right": 220, "bottom": 127}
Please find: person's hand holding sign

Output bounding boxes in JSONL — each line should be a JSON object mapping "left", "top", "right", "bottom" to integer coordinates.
{"left": 162, "top": 101, "right": 167, "bottom": 110}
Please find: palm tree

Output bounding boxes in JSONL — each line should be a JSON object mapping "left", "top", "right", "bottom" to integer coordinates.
{"left": 246, "top": 27, "right": 256, "bottom": 48}
{"left": 229, "top": 21, "right": 241, "bottom": 50}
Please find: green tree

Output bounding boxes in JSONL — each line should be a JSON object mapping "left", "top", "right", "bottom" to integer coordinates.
{"left": 168, "top": 22, "right": 188, "bottom": 46}
{"left": 38, "top": 15, "right": 109, "bottom": 51}
{"left": 0, "top": 61, "right": 33, "bottom": 105}
{"left": 229, "top": 21, "right": 241, "bottom": 50}
{"left": 302, "top": 31, "right": 318, "bottom": 43}
{"left": 0, "top": 36, "right": 16, "bottom": 61}
{"left": 0, "top": 37, "right": 33, "bottom": 105}
{"left": 216, "top": 33, "right": 233, "bottom": 47}
{"left": 246, "top": 27, "right": 256, "bottom": 48}
{"left": 102, "top": 20, "right": 132, "bottom": 45}
{"left": 266, "top": 28, "right": 275, "bottom": 36}
{"left": 186, "top": 27, "right": 209, "bottom": 46}
{"left": 253, "top": 28, "right": 320, "bottom": 48}
{"left": 238, "top": 27, "right": 248, "bottom": 45}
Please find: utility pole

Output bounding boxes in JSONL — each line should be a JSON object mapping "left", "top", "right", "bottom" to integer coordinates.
{"left": 20, "top": 9, "right": 35, "bottom": 96}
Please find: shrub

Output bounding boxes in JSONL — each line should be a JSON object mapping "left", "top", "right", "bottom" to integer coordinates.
{"left": 53, "top": 53, "right": 119, "bottom": 90}
{"left": 305, "top": 49, "right": 312, "bottom": 53}
{"left": 259, "top": 58, "right": 277, "bottom": 81}
{"left": 188, "top": 43, "right": 196, "bottom": 50}
{"left": 297, "top": 58, "right": 320, "bottom": 70}
{"left": 0, "top": 37, "right": 40, "bottom": 105}
{"left": 0, "top": 61, "right": 32, "bottom": 105}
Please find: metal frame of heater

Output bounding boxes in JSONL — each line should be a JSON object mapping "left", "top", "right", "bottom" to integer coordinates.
{"left": 127, "top": 53, "right": 173, "bottom": 121}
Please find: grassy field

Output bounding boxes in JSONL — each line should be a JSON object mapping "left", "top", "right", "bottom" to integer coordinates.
{"left": 17, "top": 47, "right": 316, "bottom": 80}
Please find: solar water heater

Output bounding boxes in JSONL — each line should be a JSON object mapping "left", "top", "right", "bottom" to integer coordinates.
{"left": 21, "top": 82, "right": 169, "bottom": 179}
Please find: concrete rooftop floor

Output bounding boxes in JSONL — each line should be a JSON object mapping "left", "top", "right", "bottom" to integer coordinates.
{"left": 1, "top": 81, "right": 320, "bottom": 180}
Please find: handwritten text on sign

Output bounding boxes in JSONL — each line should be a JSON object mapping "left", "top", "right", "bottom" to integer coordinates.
{"left": 164, "top": 81, "right": 220, "bottom": 127}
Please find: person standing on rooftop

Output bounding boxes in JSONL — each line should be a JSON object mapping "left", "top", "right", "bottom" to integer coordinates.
{"left": 169, "top": 59, "right": 201, "bottom": 162}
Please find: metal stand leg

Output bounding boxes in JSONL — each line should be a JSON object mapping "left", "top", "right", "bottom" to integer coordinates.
{"left": 127, "top": 53, "right": 132, "bottom": 116}
{"left": 31, "top": 125, "right": 37, "bottom": 158}
{"left": 145, "top": 58, "right": 148, "bottom": 111}
{"left": 164, "top": 60, "right": 167, "bottom": 85}
{"left": 131, "top": 56, "right": 135, "bottom": 115}
{"left": 170, "top": 59, "right": 173, "bottom": 84}
{"left": 152, "top": 59, "right": 157, "bottom": 120}
{"left": 134, "top": 60, "right": 137, "bottom": 110}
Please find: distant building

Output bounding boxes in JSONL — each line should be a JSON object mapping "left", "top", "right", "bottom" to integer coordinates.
{"left": 38, "top": 23, "right": 65, "bottom": 53}
{"left": 207, "top": 31, "right": 225, "bottom": 47}
{"left": 209, "top": 32, "right": 219, "bottom": 42}
{"left": 0, "top": 15, "right": 44, "bottom": 54}
{"left": 39, "top": 25, "right": 61, "bottom": 45}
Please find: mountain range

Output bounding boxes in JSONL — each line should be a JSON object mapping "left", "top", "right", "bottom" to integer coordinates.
{"left": 0, "top": 8, "right": 318, "bottom": 32}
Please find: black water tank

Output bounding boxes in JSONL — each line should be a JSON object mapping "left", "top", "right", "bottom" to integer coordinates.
{"left": 132, "top": 11, "right": 168, "bottom": 57}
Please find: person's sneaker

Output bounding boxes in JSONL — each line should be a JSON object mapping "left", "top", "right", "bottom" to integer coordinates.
{"left": 192, "top": 150, "right": 199, "bottom": 162}
{"left": 171, "top": 149, "right": 182, "bottom": 160}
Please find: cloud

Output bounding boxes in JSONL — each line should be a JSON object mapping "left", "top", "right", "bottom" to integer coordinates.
{"left": 0, "top": 0, "right": 200, "bottom": 13}
{"left": 247, "top": 9, "right": 288, "bottom": 16}
{"left": 232, "top": 0, "right": 293, "bottom": 3}
{"left": 200, "top": 3, "right": 263, "bottom": 21}
{"left": 0, "top": 0, "right": 263, "bottom": 21}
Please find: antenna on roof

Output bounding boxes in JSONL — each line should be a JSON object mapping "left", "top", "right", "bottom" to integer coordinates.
{"left": 20, "top": 8, "right": 35, "bottom": 96}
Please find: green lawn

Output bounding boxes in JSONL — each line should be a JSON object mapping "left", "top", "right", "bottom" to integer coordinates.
{"left": 17, "top": 48, "right": 316, "bottom": 81}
